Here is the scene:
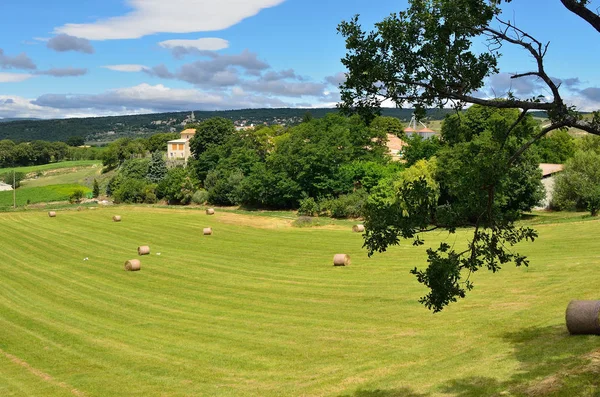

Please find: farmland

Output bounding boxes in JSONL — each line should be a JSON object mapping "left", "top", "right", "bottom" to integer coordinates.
{"left": 0, "top": 207, "right": 598, "bottom": 396}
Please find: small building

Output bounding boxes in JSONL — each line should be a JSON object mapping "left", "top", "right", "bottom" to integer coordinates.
{"left": 538, "top": 163, "right": 565, "bottom": 209}
{"left": 167, "top": 128, "right": 196, "bottom": 162}
{"left": 404, "top": 115, "right": 438, "bottom": 139}
{"left": 0, "top": 182, "right": 13, "bottom": 191}
{"left": 385, "top": 133, "right": 408, "bottom": 161}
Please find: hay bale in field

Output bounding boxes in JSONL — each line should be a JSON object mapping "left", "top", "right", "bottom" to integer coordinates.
{"left": 352, "top": 224, "right": 365, "bottom": 233}
{"left": 113, "top": 215, "right": 122, "bottom": 222}
{"left": 138, "top": 246, "right": 150, "bottom": 256}
{"left": 203, "top": 227, "right": 213, "bottom": 235}
{"left": 48, "top": 211, "right": 57, "bottom": 218}
{"left": 566, "top": 300, "right": 600, "bottom": 335}
{"left": 333, "top": 254, "right": 351, "bottom": 266}
{"left": 77, "top": 206, "right": 83, "bottom": 212}
{"left": 124, "top": 259, "right": 141, "bottom": 271}
{"left": 206, "top": 208, "right": 215, "bottom": 215}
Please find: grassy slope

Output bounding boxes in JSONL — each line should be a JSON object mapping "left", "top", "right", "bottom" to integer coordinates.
{"left": 0, "top": 208, "right": 599, "bottom": 396}
{"left": 0, "top": 160, "right": 101, "bottom": 175}
{"left": 0, "top": 161, "right": 102, "bottom": 209}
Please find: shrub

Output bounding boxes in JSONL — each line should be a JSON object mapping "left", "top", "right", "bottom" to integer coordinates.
{"left": 0, "top": 171, "right": 25, "bottom": 188}
{"left": 320, "top": 190, "right": 368, "bottom": 218}
{"left": 298, "top": 197, "right": 319, "bottom": 216}
{"left": 192, "top": 189, "right": 209, "bottom": 205}
{"left": 113, "top": 179, "right": 157, "bottom": 204}
{"left": 69, "top": 189, "right": 85, "bottom": 204}
{"left": 157, "top": 166, "right": 198, "bottom": 205}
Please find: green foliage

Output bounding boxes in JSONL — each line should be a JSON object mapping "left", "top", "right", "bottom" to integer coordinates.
{"left": 338, "top": 161, "right": 404, "bottom": 192}
{"left": 145, "top": 132, "right": 180, "bottom": 153}
{"left": 92, "top": 179, "right": 100, "bottom": 198}
{"left": 189, "top": 117, "right": 235, "bottom": 158}
{"left": 534, "top": 130, "right": 576, "bottom": 163}
{"left": 0, "top": 171, "right": 25, "bottom": 188}
{"left": 146, "top": 151, "right": 168, "bottom": 183}
{"left": 0, "top": 139, "right": 71, "bottom": 168}
{"left": 576, "top": 134, "right": 600, "bottom": 154}
{"left": 157, "top": 166, "right": 198, "bottom": 205}
{"left": 112, "top": 179, "right": 157, "bottom": 204}
{"left": 363, "top": 106, "right": 544, "bottom": 311}
{"left": 402, "top": 134, "right": 443, "bottom": 167}
{"left": 297, "top": 197, "right": 320, "bottom": 217}
{"left": 101, "top": 138, "right": 146, "bottom": 171}
{"left": 203, "top": 169, "right": 244, "bottom": 206}
{"left": 65, "top": 136, "right": 85, "bottom": 147}
{"left": 320, "top": 190, "right": 368, "bottom": 218}
{"left": 337, "top": 0, "right": 500, "bottom": 121}
{"left": 553, "top": 150, "right": 600, "bottom": 216}
{"left": 191, "top": 189, "right": 209, "bottom": 205}
{"left": 369, "top": 116, "right": 404, "bottom": 137}
{"left": 69, "top": 189, "right": 85, "bottom": 204}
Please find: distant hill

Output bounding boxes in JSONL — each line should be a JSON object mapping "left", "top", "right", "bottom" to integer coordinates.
{"left": 0, "top": 118, "right": 41, "bottom": 123}
{"left": 0, "top": 108, "right": 455, "bottom": 143}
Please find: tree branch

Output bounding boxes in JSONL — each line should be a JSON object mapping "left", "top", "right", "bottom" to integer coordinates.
{"left": 508, "top": 121, "right": 570, "bottom": 165}
{"left": 561, "top": 0, "right": 600, "bottom": 33}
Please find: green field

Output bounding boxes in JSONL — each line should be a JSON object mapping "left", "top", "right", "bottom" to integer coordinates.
{"left": 0, "top": 184, "right": 92, "bottom": 209}
{"left": 0, "top": 160, "right": 101, "bottom": 175}
{"left": 0, "top": 207, "right": 599, "bottom": 396}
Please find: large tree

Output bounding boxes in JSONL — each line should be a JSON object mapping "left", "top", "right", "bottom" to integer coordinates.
{"left": 338, "top": 0, "right": 600, "bottom": 311}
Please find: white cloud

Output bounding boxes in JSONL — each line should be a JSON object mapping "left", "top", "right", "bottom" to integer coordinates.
{"left": 159, "top": 38, "right": 229, "bottom": 52}
{"left": 29, "top": 83, "right": 292, "bottom": 115}
{"left": 55, "top": 0, "right": 285, "bottom": 40}
{"left": 0, "top": 73, "right": 34, "bottom": 83}
{"left": 102, "top": 64, "right": 149, "bottom": 72}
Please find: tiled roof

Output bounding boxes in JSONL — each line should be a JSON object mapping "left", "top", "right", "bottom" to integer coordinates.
{"left": 539, "top": 163, "right": 564, "bottom": 177}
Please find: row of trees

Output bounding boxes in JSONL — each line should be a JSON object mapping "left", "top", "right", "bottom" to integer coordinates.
{"left": 0, "top": 139, "right": 107, "bottom": 168}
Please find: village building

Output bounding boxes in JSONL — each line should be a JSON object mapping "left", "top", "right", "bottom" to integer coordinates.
{"left": 385, "top": 133, "right": 408, "bottom": 161}
{"left": 404, "top": 114, "right": 439, "bottom": 139}
{"left": 538, "top": 163, "right": 565, "bottom": 209}
{"left": 167, "top": 128, "right": 197, "bottom": 162}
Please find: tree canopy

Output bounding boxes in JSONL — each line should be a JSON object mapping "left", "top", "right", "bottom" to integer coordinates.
{"left": 336, "top": 0, "right": 595, "bottom": 311}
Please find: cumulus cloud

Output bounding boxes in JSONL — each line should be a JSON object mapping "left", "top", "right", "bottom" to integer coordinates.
{"left": 102, "top": 64, "right": 149, "bottom": 72}
{"left": 325, "top": 72, "right": 346, "bottom": 87}
{"left": 486, "top": 73, "right": 547, "bottom": 97}
{"left": 261, "top": 69, "right": 304, "bottom": 82}
{"left": 0, "top": 72, "right": 34, "bottom": 83}
{"left": 144, "top": 50, "right": 269, "bottom": 87}
{"left": 242, "top": 80, "right": 327, "bottom": 97}
{"left": 54, "top": 0, "right": 285, "bottom": 40}
{"left": 29, "top": 83, "right": 292, "bottom": 114}
{"left": 37, "top": 68, "right": 88, "bottom": 77}
{"left": 47, "top": 34, "right": 95, "bottom": 54}
{"left": 159, "top": 38, "right": 229, "bottom": 58}
{"left": 0, "top": 49, "right": 36, "bottom": 70}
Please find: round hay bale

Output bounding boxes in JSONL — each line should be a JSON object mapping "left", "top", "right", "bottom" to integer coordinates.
{"left": 352, "top": 224, "right": 365, "bottom": 233}
{"left": 48, "top": 211, "right": 57, "bottom": 218}
{"left": 113, "top": 215, "right": 122, "bottom": 222}
{"left": 138, "top": 246, "right": 150, "bottom": 256}
{"left": 203, "top": 228, "right": 213, "bottom": 235}
{"left": 206, "top": 208, "right": 215, "bottom": 215}
{"left": 333, "top": 254, "right": 351, "bottom": 266}
{"left": 566, "top": 300, "right": 600, "bottom": 335}
{"left": 124, "top": 259, "right": 141, "bottom": 271}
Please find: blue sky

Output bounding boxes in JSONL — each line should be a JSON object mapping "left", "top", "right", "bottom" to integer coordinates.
{"left": 0, "top": 0, "right": 599, "bottom": 119}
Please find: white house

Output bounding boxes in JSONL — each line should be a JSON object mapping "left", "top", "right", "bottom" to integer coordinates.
{"left": 538, "top": 163, "right": 565, "bottom": 209}
{"left": 167, "top": 128, "right": 196, "bottom": 162}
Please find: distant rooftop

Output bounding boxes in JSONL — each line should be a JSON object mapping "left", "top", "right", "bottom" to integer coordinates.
{"left": 540, "top": 163, "right": 565, "bottom": 177}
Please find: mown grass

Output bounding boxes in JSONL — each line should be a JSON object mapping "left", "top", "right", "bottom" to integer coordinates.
{"left": 0, "top": 184, "right": 91, "bottom": 208}
{"left": 0, "top": 207, "right": 599, "bottom": 396}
